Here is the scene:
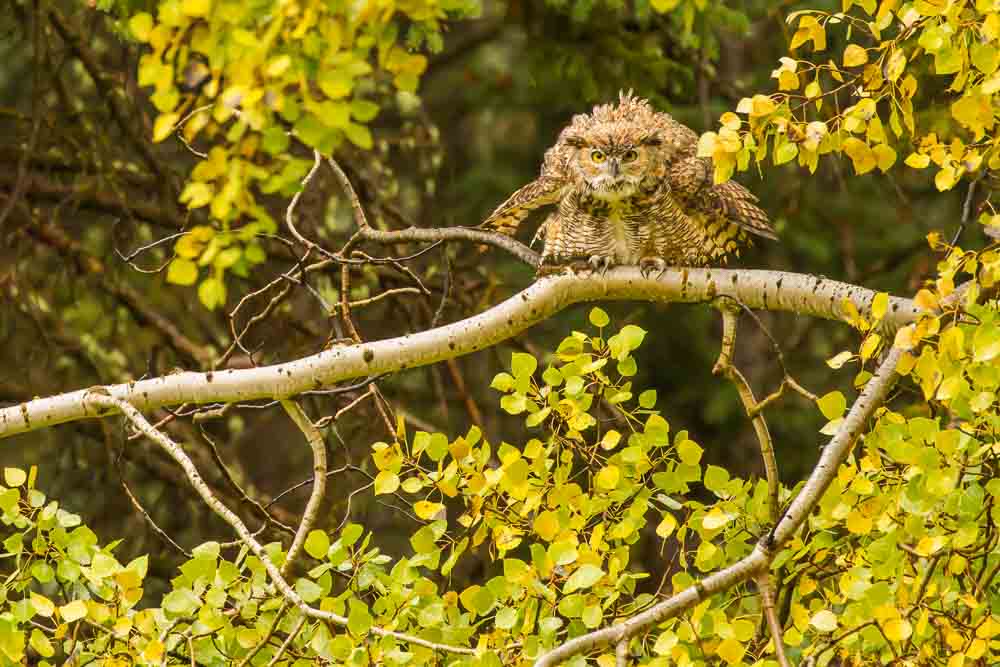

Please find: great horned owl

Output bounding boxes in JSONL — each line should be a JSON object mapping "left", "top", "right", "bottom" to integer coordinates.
{"left": 481, "top": 91, "right": 775, "bottom": 273}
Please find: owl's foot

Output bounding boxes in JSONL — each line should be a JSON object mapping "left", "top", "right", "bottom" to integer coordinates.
{"left": 639, "top": 256, "right": 668, "bottom": 280}
{"left": 587, "top": 255, "right": 615, "bottom": 276}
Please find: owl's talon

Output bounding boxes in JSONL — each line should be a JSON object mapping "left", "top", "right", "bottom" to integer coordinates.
{"left": 588, "top": 255, "right": 614, "bottom": 276}
{"left": 640, "top": 257, "right": 668, "bottom": 280}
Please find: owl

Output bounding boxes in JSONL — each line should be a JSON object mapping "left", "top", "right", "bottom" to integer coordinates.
{"left": 481, "top": 91, "right": 775, "bottom": 274}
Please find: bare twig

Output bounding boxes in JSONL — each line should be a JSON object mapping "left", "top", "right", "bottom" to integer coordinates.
{"left": 756, "top": 573, "right": 791, "bottom": 667}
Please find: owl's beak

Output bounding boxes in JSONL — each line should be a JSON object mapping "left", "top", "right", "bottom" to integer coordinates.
{"left": 609, "top": 159, "right": 620, "bottom": 177}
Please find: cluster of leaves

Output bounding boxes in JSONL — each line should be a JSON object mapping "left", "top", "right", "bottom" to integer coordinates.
{"left": 765, "top": 244, "right": 1000, "bottom": 665}
{"left": 370, "top": 310, "right": 786, "bottom": 665}
{"left": 125, "top": 0, "right": 482, "bottom": 308}
{"left": 699, "top": 0, "right": 998, "bottom": 233}
{"left": 4, "top": 278, "right": 1000, "bottom": 664}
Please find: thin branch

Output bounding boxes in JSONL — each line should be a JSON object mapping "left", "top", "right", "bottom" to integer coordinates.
{"left": 279, "top": 400, "right": 327, "bottom": 577}
{"left": 326, "top": 156, "right": 541, "bottom": 267}
{"left": 0, "top": 268, "right": 924, "bottom": 438}
{"left": 756, "top": 573, "right": 791, "bottom": 667}
{"left": 84, "top": 391, "right": 475, "bottom": 656}
{"left": 711, "top": 300, "right": 780, "bottom": 526}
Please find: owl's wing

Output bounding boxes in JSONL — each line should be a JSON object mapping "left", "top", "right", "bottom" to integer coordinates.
{"left": 669, "top": 156, "right": 776, "bottom": 241}
{"left": 480, "top": 175, "right": 564, "bottom": 238}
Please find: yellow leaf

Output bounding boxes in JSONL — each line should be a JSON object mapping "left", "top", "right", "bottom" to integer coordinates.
{"left": 778, "top": 70, "right": 799, "bottom": 90}
{"left": 129, "top": 13, "right": 154, "bottom": 42}
{"left": 883, "top": 618, "right": 912, "bottom": 641}
{"left": 413, "top": 501, "right": 445, "bottom": 521}
{"left": 374, "top": 471, "right": 400, "bottom": 495}
{"left": 716, "top": 638, "right": 746, "bottom": 664}
{"left": 655, "top": 513, "right": 678, "bottom": 538}
{"left": 873, "top": 144, "right": 897, "bottom": 172}
{"left": 702, "top": 507, "right": 733, "bottom": 530}
{"left": 916, "top": 535, "right": 948, "bottom": 556}
{"left": 30, "top": 593, "right": 55, "bottom": 618}
{"left": 595, "top": 465, "right": 620, "bottom": 490}
{"left": 750, "top": 95, "right": 778, "bottom": 117}
{"left": 152, "top": 113, "right": 179, "bottom": 143}
{"left": 844, "top": 44, "right": 869, "bottom": 67}
{"left": 817, "top": 391, "right": 847, "bottom": 420}
{"left": 905, "top": 152, "right": 930, "bottom": 168}
{"left": 534, "top": 511, "right": 560, "bottom": 541}
{"left": 181, "top": 0, "right": 212, "bottom": 17}
{"left": 871, "top": 292, "right": 889, "bottom": 320}
{"left": 143, "top": 639, "right": 165, "bottom": 662}
{"left": 846, "top": 509, "right": 872, "bottom": 534}
{"left": 59, "top": 600, "right": 88, "bottom": 623}
{"left": 886, "top": 49, "right": 907, "bottom": 81}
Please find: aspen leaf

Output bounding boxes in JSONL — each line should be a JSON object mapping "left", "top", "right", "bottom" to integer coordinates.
{"left": 884, "top": 618, "right": 913, "bottom": 641}
{"left": 59, "top": 600, "right": 88, "bottom": 622}
{"left": 810, "top": 609, "right": 838, "bottom": 633}
{"left": 817, "top": 391, "right": 847, "bottom": 420}
{"left": 413, "top": 501, "right": 445, "bottom": 520}
{"left": 843, "top": 44, "right": 868, "bottom": 66}
{"left": 152, "top": 113, "right": 179, "bottom": 143}
{"left": 655, "top": 513, "right": 677, "bottom": 538}
{"left": 716, "top": 638, "right": 746, "bottom": 664}
{"left": 563, "top": 564, "right": 605, "bottom": 593}
{"left": 374, "top": 471, "right": 400, "bottom": 495}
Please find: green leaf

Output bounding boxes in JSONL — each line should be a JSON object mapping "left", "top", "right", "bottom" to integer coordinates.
{"left": 304, "top": 531, "right": 330, "bottom": 559}
{"left": 563, "top": 564, "right": 605, "bottom": 594}
{"left": 677, "top": 439, "right": 703, "bottom": 465}
{"left": 162, "top": 589, "right": 200, "bottom": 616}
{"left": 511, "top": 353, "right": 537, "bottom": 380}
{"left": 350, "top": 99, "right": 380, "bottom": 122}
{"left": 295, "top": 577, "right": 323, "bottom": 603}
{"left": 197, "top": 278, "right": 227, "bottom": 310}
{"left": 347, "top": 598, "right": 373, "bottom": 635}
{"left": 490, "top": 372, "right": 514, "bottom": 392}
{"left": 343, "top": 122, "right": 373, "bottom": 150}
{"left": 638, "top": 390, "right": 657, "bottom": 409}
{"left": 589, "top": 307, "right": 610, "bottom": 327}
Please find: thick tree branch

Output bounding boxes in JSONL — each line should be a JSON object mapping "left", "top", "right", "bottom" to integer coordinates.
{"left": 0, "top": 268, "right": 920, "bottom": 439}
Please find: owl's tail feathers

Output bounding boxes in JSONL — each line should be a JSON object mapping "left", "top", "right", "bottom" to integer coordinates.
{"left": 716, "top": 180, "right": 778, "bottom": 241}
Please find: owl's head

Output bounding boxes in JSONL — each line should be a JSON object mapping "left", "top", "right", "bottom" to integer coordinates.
{"left": 564, "top": 135, "right": 661, "bottom": 200}
{"left": 557, "top": 91, "right": 666, "bottom": 201}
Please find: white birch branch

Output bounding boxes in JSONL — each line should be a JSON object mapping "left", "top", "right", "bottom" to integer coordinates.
{"left": 0, "top": 268, "right": 919, "bottom": 439}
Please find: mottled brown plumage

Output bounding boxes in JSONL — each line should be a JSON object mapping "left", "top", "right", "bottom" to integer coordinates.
{"left": 481, "top": 91, "right": 775, "bottom": 272}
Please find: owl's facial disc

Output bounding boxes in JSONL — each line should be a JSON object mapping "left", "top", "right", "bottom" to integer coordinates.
{"left": 586, "top": 147, "right": 643, "bottom": 200}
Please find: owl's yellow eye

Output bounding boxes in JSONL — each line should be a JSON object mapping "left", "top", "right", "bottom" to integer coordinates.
{"left": 590, "top": 150, "right": 606, "bottom": 163}
{"left": 623, "top": 149, "right": 639, "bottom": 162}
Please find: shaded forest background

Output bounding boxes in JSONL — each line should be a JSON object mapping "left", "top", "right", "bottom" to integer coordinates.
{"left": 0, "top": 0, "right": 978, "bottom": 595}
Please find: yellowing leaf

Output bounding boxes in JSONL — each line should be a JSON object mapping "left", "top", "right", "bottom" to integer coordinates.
{"left": 843, "top": 44, "right": 869, "bottom": 67}
{"left": 656, "top": 513, "right": 677, "bottom": 538}
{"left": 817, "top": 391, "right": 847, "bottom": 420}
{"left": 30, "top": 593, "right": 54, "bottom": 617}
{"left": 595, "top": 465, "right": 620, "bottom": 490}
{"left": 374, "top": 471, "right": 400, "bottom": 495}
{"left": 413, "top": 501, "right": 445, "bottom": 520}
{"left": 905, "top": 152, "right": 930, "bottom": 168}
{"left": 716, "top": 638, "right": 746, "bottom": 664}
{"left": 827, "top": 351, "right": 854, "bottom": 369}
{"left": 884, "top": 618, "right": 912, "bottom": 641}
{"left": 534, "top": 511, "right": 560, "bottom": 541}
{"left": 702, "top": 507, "right": 733, "bottom": 530}
{"left": 916, "top": 535, "right": 948, "bottom": 556}
{"left": 152, "top": 113, "right": 179, "bottom": 143}
{"left": 60, "top": 600, "right": 88, "bottom": 623}
{"left": 129, "top": 13, "right": 154, "bottom": 42}
{"left": 181, "top": 0, "right": 212, "bottom": 17}
{"left": 871, "top": 292, "right": 889, "bottom": 321}
{"left": 810, "top": 609, "right": 838, "bottom": 633}
{"left": 3, "top": 468, "right": 25, "bottom": 487}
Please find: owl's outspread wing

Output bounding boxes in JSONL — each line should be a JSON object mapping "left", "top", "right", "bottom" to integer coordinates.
{"left": 481, "top": 91, "right": 776, "bottom": 269}
{"left": 479, "top": 175, "right": 564, "bottom": 238}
